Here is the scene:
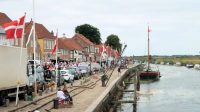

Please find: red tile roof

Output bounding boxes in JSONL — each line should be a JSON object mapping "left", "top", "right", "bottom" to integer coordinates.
{"left": 58, "top": 38, "right": 66, "bottom": 49}
{"left": 0, "top": 12, "right": 12, "bottom": 26}
{"left": 25, "top": 20, "right": 55, "bottom": 40}
{"left": 95, "top": 44, "right": 103, "bottom": 48}
{"left": 72, "top": 33, "right": 93, "bottom": 47}
{"left": 60, "top": 37, "right": 83, "bottom": 51}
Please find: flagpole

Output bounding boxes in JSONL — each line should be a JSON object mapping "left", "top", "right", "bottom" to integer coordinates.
{"left": 15, "top": 13, "right": 26, "bottom": 106}
{"left": 55, "top": 30, "right": 58, "bottom": 89}
{"left": 26, "top": 24, "right": 33, "bottom": 47}
{"left": 147, "top": 26, "right": 150, "bottom": 70}
{"left": 33, "top": 0, "right": 37, "bottom": 96}
{"left": 100, "top": 55, "right": 102, "bottom": 68}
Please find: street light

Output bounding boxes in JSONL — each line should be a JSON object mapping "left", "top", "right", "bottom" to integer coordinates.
{"left": 56, "top": 52, "right": 61, "bottom": 87}
{"left": 90, "top": 56, "right": 92, "bottom": 75}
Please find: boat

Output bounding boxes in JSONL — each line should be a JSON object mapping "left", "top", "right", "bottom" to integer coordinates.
{"left": 139, "top": 26, "right": 161, "bottom": 80}
{"left": 186, "top": 64, "right": 194, "bottom": 68}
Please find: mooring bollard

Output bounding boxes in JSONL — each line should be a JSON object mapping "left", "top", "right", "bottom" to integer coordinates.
{"left": 24, "top": 93, "right": 28, "bottom": 101}
{"left": 53, "top": 98, "right": 59, "bottom": 109}
{"left": 51, "top": 87, "right": 54, "bottom": 92}
{"left": 80, "top": 81, "right": 83, "bottom": 85}
{"left": 39, "top": 90, "right": 42, "bottom": 96}
{"left": 4, "top": 99, "right": 9, "bottom": 107}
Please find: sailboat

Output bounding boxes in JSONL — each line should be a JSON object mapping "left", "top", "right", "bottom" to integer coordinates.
{"left": 139, "top": 26, "right": 161, "bottom": 80}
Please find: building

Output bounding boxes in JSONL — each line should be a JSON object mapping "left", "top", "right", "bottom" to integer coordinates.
{"left": 57, "top": 38, "right": 71, "bottom": 61}
{"left": 72, "top": 33, "right": 95, "bottom": 62}
{"left": 60, "top": 37, "right": 83, "bottom": 62}
{"left": 26, "top": 22, "right": 55, "bottom": 62}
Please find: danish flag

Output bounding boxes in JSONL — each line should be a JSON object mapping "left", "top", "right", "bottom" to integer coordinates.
{"left": 3, "top": 15, "right": 25, "bottom": 39}
{"left": 51, "top": 32, "right": 58, "bottom": 55}
{"left": 99, "top": 44, "right": 105, "bottom": 56}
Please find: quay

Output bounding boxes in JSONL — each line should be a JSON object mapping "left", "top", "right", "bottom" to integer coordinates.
{"left": 0, "top": 64, "right": 134, "bottom": 112}
{"left": 53, "top": 67, "right": 129, "bottom": 112}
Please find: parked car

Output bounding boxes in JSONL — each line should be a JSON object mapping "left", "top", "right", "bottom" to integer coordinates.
{"left": 65, "top": 67, "right": 82, "bottom": 80}
{"left": 60, "top": 70, "right": 74, "bottom": 83}
{"left": 91, "top": 63, "right": 101, "bottom": 72}
{"left": 78, "top": 65, "right": 89, "bottom": 76}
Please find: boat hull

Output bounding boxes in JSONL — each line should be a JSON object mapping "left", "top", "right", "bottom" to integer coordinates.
{"left": 139, "top": 71, "right": 160, "bottom": 80}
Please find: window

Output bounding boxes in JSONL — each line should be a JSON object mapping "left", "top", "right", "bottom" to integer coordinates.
{"left": 90, "top": 45, "right": 95, "bottom": 53}
{"left": 95, "top": 48, "right": 99, "bottom": 53}
{"left": 0, "top": 34, "right": 4, "bottom": 45}
{"left": 45, "top": 40, "right": 53, "bottom": 49}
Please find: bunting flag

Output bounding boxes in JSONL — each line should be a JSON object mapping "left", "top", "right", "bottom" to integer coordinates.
{"left": 3, "top": 15, "right": 25, "bottom": 39}
{"left": 99, "top": 44, "right": 103, "bottom": 55}
{"left": 105, "top": 45, "right": 109, "bottom": 54}
{"left": 115, "top": 49, "right": 119, "bottom": 59}
{"left": 100, "top": 44, "right": 105, "bottom": 56}
{"left": 51, "top": 32, "right": 58, "bottom": 55}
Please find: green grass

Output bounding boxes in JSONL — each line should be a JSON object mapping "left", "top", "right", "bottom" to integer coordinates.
{"left": 156, "top": 57, "right": 200, "bottom": 64}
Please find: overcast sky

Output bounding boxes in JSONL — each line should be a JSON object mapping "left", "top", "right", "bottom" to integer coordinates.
{"left": 1, "top": 0, "right": 200, "bottom": 56}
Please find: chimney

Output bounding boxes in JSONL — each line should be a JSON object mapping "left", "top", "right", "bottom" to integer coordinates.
{"left": 63, "top": 33, "right": 66, "bottom": 37}
{"left": 51, "top": 30, "right": 54, "bottom": 36}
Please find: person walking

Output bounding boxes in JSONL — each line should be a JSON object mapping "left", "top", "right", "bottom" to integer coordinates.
{"left": 118, "top": 67, "right": 121, "bottom": 76}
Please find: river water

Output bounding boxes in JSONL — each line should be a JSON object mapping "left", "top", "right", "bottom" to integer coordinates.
{"left": 118, "top": 65, "right": 200, "bottom": 112}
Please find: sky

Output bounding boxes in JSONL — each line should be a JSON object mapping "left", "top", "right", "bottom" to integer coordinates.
{"left": 1, "top": 0, "right": 200, "bottom": 56}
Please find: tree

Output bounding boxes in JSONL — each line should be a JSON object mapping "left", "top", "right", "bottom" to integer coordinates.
{"left": 105, "top": 34, "right": 121, "bottom": 51}
{"left": 75, "top": 24, "right": 101, "bottom": 44}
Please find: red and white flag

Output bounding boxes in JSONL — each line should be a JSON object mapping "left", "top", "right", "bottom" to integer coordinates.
{"left": 51, "top": 32, "right": 58, "bottom": 55}
{"left": 115, "top": 49, "right": 119, "bottom": 59}
{"left": 105, "top": 45, "right": 109, "bottom": 54}
{"left": 3, "top": 15, "right": 25, "bottom": 39}
{"left": 100, "top": 44, "right": 105, "bottom": 56}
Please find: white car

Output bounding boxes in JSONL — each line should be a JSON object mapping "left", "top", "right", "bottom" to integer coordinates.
{"left": 78, "top": 65, "right": 89, "bottom": 74}
{"left": 60, "top": 70, "right": 74, "bottom": 82}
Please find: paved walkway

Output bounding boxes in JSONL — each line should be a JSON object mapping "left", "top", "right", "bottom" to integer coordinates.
{"left": 52, "top": 67, "right": 128, "bottom": 112}
{"left": 0, "top": 64, "right": 133, "bottom": 112}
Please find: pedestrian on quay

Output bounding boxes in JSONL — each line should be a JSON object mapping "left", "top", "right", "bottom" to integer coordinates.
{"left": 118, "top": 67, "right": 121, "bottom": 76}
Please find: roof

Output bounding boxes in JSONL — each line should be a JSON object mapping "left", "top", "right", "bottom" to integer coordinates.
{"left": 0, "top": 12, "right": 12, "bottom": 26}
{"left": 25, "top": 21, "right": 55, "bottom": 40}
{"left": 58, "top": 38, "right": 65, "bottom": 49}
{"left": 95, "top": 44, "right": 103, "bottom": 48}
{"left": 60, "top": 37, "right": 83, "bottom": 51}
{"left": 72, "top": 33, "right": 93, "bottom": 47}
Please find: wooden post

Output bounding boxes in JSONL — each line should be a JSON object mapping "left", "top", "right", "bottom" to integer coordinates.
{"left": 133, "top": 72, "right": 137, "bottom": 112}
{"left": 137, "top": 72, "right": 140, "bottom": 91}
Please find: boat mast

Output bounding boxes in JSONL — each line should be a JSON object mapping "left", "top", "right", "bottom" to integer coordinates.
{"left": 147, "top": 26, "right": 150, "bottom": 70}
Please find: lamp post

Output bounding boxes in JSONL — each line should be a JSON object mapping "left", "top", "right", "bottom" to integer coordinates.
{"left": 56, "top": 52, "right": 61, "bottom": 88}
{"left": 90, "top": 55, "right": 92, "bottom": 75}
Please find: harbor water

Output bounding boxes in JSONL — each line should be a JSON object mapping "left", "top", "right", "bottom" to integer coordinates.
{"left": 118, "top": 65, "right": 200, "bottom": 112}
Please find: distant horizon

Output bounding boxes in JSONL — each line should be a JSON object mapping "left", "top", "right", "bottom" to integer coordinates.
{"left": 128, "top": 54, "right": 200, "bottom": 57}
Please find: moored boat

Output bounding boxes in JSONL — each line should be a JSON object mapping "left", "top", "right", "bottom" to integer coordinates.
{"left": 139, "top": 26, "right": 161, "bottom": 81}
{"left": 140, "top": 69, "right": 160, "bottom": 80}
